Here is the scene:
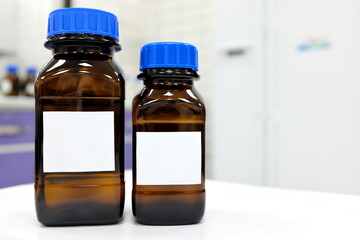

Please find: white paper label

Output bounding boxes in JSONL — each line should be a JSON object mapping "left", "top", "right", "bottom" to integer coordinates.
{"left": 136, "top": 131, "right": 202, "bottom": 185}
{"left": 43, "top": 111, "right": 115, "bottom": 173}
{"left": 1, "top": 79, "right": 12, "bottom": 95}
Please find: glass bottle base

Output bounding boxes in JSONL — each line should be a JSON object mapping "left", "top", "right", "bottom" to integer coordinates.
{"left": 133, "top": 191, "right": 205, "bottom": 225}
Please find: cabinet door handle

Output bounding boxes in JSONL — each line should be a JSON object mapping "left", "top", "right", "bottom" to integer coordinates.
{"left": 0, "top": 125, "right": 27, "bottom": 136}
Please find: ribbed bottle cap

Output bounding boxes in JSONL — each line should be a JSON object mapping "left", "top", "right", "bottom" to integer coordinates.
{"left": 47, "top": 8, "right": 119, "bottom": 41}
{"left": 140, "top": 42, "right": 198, "bottom": 71}
{"left": 26, "top": 66, "right": 37, "bottom": 74}
{"left": 6, "top": 64, "right": 18, "bottom": 74}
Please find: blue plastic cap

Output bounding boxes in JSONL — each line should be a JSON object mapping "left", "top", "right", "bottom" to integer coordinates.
{"left": 6, "top": 64, "right": 18, "bottom": 74}
{"left": 140, "top": 42, "right": 198, "bottom": 71}
{"left": 47, "top": 8, "right": 119, "bottom": 41}
{"left": 26, "top": 66, "right": 37, "bottom": 74}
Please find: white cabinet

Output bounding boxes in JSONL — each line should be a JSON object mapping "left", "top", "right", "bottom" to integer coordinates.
{"left": 212, "top": 0, "right": 360, "bottom": 195}
{"left": 212, "top": 0, "right": 266, "bottom": 184}
{"left": 266, "top": 0, "right": 360, "bottom": 194}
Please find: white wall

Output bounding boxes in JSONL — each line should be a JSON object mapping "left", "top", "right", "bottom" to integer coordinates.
{"left": 0, "top": 0, "right": 63, "bottom": 77}
{"left": 0, "top": 0, "right": 19, "bottom": 74}
{"left": 18, "top": 0, "right": 63, "bottom": 69}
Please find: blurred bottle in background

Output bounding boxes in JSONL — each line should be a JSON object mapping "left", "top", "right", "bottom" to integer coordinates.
{"left": 23, "top": 66, "right": 36, "bottom": 97}
{"left": 1, "top": 64, "right": 20, "bottom": 96}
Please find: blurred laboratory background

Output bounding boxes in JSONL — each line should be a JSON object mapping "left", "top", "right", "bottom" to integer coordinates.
{"left": 1, "top": 0, "right": 360, "bottom": 195}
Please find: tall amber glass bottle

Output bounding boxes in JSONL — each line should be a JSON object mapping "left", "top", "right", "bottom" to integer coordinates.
{"left": 35, "top": 8, "right": 125, "bottom": 226}
{"left": 132, "top": 42, "right": 205, "bottom": 225}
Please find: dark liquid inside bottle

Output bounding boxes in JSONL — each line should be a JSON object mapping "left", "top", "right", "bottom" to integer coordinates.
{"left": 35, "top": 34, "right": 125, "bottom": 226}
{"left": 132, "top": 69, "right": 205, "bottom": 225}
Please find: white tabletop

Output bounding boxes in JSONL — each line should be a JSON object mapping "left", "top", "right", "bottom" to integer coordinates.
{"left": 1, "top": 172, "right": 360, "bottom": 240}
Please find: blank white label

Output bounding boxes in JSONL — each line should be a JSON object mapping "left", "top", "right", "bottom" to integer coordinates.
{"left": 43, "top": 111, "right": 115, "bottom": 173}
{"left": 136, "top": 131, "right": 202, "bottom": 185}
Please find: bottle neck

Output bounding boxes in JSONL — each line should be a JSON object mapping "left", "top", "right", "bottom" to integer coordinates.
{"left": 52, "top": 45, "right": 114, "bottom": 60}
{"left": 138, "top": 68, "right": 199, "bottom": 89}
{"left": 45, "top": 33, "right": 121, "bottom": 60}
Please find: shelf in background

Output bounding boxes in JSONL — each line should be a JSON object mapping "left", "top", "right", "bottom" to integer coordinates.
{"left": 0, "top": 96, "right": 34, "bottom": 110}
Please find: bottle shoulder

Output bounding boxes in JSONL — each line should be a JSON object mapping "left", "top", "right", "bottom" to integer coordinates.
{"left": 132, "top": 86, "right": 206, "bottom": 123}
{"left": 134, "top": 86, "right": 205, "bottom": 108}
{"left": 36, "top": 57, "right": 124, "bottom": 98}
{"left": 37, "top": 57, "right": 123, "bottom": 81}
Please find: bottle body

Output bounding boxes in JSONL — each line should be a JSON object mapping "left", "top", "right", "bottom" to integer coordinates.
{"left": 132, "top": 70, "right": 205, "bottom": 225}
{"left": 23, "top": 68, "right": 36, "bottom": 96}
{"left": 1, "top": 68, "right": 20, "bottom": 96}
{"left": 35, "top": 44, "right": 125, "bottom": 226}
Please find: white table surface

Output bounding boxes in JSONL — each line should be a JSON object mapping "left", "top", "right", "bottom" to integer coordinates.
{"left": 1, "top": 172, "right": 360, "bottom": 240}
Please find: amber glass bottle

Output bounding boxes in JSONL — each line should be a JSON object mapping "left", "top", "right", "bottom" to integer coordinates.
{"left": 132, "top": 42, "right": 205, "bottom": 225}
{"left": 35, "top": 8, "right": 125, "bottom": 226}
{"left": 23, "top": 66, "right": 36, "bottom": 97}
{"left": 1, "top": 64, "right": 20, "bottom": 96}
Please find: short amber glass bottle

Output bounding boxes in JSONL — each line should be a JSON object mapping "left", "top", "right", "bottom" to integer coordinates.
{"left": 132, "top": 42, "right": 206, "bottom": 225}
{"left": 1, "top": 64, "right": 20, "bottom": 96}
{"left": 35, "top": 8, "right": 125, "bottom": 226}
{"left": 23, "top": 67, "right": 36, "bottom": 97}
